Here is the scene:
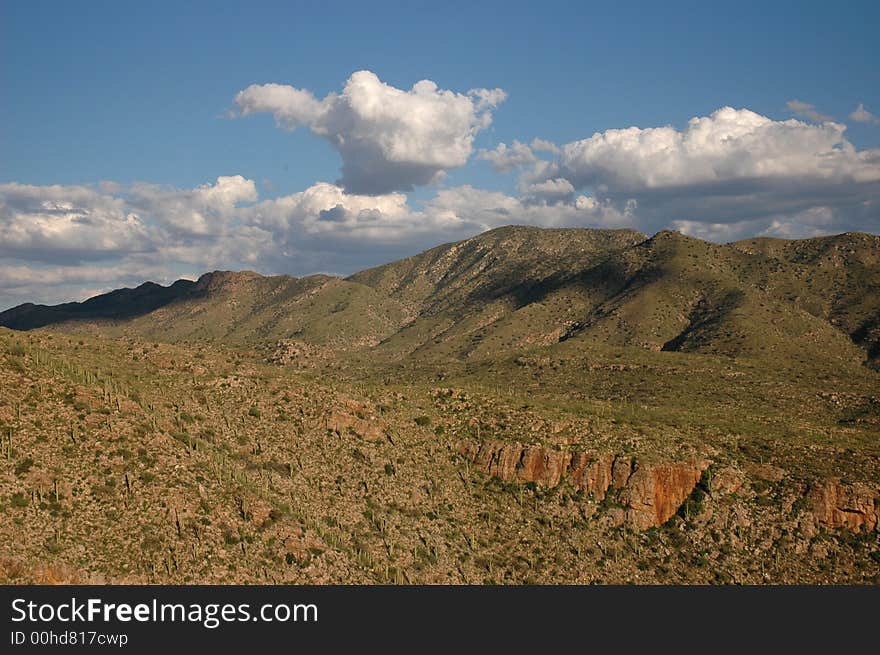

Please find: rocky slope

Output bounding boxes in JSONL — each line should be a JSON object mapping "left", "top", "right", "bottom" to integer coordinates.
{"left": 1, "top": 328, "right": 878, "bottom": 584}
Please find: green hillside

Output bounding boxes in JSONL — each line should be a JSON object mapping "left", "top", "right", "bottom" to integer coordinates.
{"left": 4, "top": 227, "right": 877, "bottom": 369}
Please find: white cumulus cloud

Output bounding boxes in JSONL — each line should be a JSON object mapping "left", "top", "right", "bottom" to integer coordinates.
{"left": 247, "top": 182, "right": 423, "bottom": 244}
{"left": 555, "top": 107, "right": 880, "bottom": 191}
{"left": 0, "top": 183, "right": 151, "bottom": 262}
{"left": 235, "top": 70, "right": 506, "bottom": 195}
{"left": 234, "top": 83, "right": 325, "bottom": 128}
{"left": 0, "top": 177, "right": 271, "bottom": 308}
{"left": 530, "top": 138, "right": 561, "bottom": 155}
{"left": 5, "top": 101, "right": 880, "bottom": 310}
{"left": 126, "top": 175, "right": 258, "bottom": 236}
{"left": 244, "top": 182, "right": 637, "bottom": 254}
{"left": 506, "top": 106, "right": 880, "bottom": 236}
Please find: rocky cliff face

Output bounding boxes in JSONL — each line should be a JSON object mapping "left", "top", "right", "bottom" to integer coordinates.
{"left": 464, "top": 441, "right": 578, "bottom": 489}
{"left": 458, "top": 440, "right": 709, "bottom": 530}
{"left": 619, "top": 460, "right": 711, "bottom": 530}
{"left": 569, "top": 452, "right": 616, "bottom": 497}
{"left": 808, "top": 479, "right": 879, "bottom": 532}
{"left": 460, "top": 440, "right": 880, "bottom": 534}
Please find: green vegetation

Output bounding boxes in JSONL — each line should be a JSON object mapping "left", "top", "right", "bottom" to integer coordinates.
{"left": 0, "top": 226, "right": 878, "bottom": 585}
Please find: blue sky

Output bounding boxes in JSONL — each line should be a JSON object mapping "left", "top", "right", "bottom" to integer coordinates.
{"left": 1, "top": 0, "right": 879, "bottom": 308}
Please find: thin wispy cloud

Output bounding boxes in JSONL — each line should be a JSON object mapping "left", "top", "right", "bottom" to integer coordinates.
{"left": 785, "top": 99, "right": 835, "bottom": 123}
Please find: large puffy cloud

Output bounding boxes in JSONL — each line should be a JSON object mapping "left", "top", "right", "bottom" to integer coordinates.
{"left": 247, "top": 182, "right": 635, "bottom": 254}
{"left": 232, "top": 83, "right": 325, "bottom": 128}
{"left": 248, "top": 182, "right": 434, "bottom": 245}
{"left": 0, "top": 177, "right": 260, "bottom": 262}
{"left": 0, "top": 176, "right": 451, "bottom": 307}
{"left": 0, "top": 183, "right": 151, "bottom": 262}
{"left": 423, "top": 185, "right": 635, "bottom": 231}
{"left": 1, "top": 174, "right": 633, "bottom": 310}
{"left": 516, "top": 107, "right": 880, "bottom": 236}
{"left": 554, "top": 108, "right": 880, "bottom": 191}
{"left": 126, "top": 175, "right": 257, "bottom": 236}
{"left": 235, "top": 70, "right": 506, "bottom": 194}
{"left": 5, "top": 172, "right": 876, "bottom": 311}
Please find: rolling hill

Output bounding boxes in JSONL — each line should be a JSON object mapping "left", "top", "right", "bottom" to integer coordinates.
{"left": 4, "top": 226, "right": 877, "bottom": 367}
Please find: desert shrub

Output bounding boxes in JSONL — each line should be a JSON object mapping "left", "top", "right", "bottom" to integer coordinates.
{"left": 14, "top": 457, "right": 34, "bottom": 476}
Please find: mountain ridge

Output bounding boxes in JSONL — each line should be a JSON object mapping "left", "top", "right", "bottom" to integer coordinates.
{"left": 2, "top": 226, "right": 879, "bottom": 366}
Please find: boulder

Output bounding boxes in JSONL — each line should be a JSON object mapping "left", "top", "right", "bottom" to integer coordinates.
{"left": 326, "top": 399, "right": 387, "bottom": 442}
